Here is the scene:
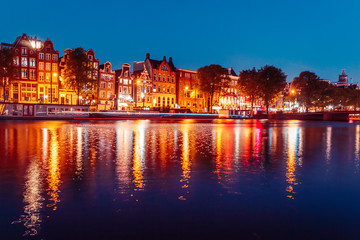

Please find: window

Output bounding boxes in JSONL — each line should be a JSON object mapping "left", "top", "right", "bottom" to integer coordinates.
{"left": 167, "top": 76, "right": 170, "bottom": 82}
{"left": 124, "top": 79, "right": 128, "bottom": 85}
{"left": 119, "top": 78, "right": 122, "bottom": 83}
{"left": 158, "top": 75, "right": 161, "bottom": 81}
{"left": 185, "top": 73, "right": 190, "bottom": 78}
{"left": 21, "top": 57, "right": 28, "bottom": 67}
{"left": 21, "top": 69, "right": 28, "bottom": 78}
{"left": 100, "top": 83, "right": 106, "bottom": 88}
{"left": 153, "top": 73, "right": 156, "bottom": 81}
{"left": 94, "top": 62, "right": 98, "bottom": 69}
{"left": 108, "top": 83, "right": 113, "bottom": 89}
{"left": 39, "top": 62, "right": 44, "bottom": 70}
{"left": 172, "top": 77, "right": 174, "bottom": 83}
{"left": 52, "top": 63, "right": 57, "bottom": 71}
{"left": 138, "top": 86, "right": 141, "bottom": 92}
{"left": 163, "top": 75, "right": 166, "bottom": 82}
{"left": 100, "top": 91, "right": 105, "bottom": 98}
{"left": 107, "top": 92, "right": 111, "bottom": 99}
{"left": 30, "top": 69, "right": 36, "bottom": 80}
{"left": 119, "top": 86, "right": 122, "bottom": 93}
{"left": 46, "top": 54, "right": 51, "bottom": 60}
{"left": 124, "top": 71, "right": 128, "bottom": 77}
{"left": 29, "top": 58, "right": 36, "bottom": 67}
{"left": 129, "top": 80, "right": 132, "bottom": 84}
{"left": 39, "top": 53, "right": 44, "bottom": 60}
{"left": 88, "top": 55, "right": 92, "bottom": 60}
{"left": 46, "top": 63, "right": 51, "bottom": 71}
{"left": 124, "top": 86, "right": 128, "bottom": 94}
{"left": 13, "top": 57, "right": 19, "bottom": 66}
{"left": 52, "top": 54, "right": 58, "bottom": 61}
{"left": 21, "top": 48, "right": 27, "bottom": 55}
{"left": 39, "top": 72, "right": 44, "bottom": 82}
{"left": 45, "top": 73, "right": 50, "bottom": 82}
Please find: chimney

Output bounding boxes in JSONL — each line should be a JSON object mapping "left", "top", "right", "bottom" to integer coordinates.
{"left": 169, "top": 57, "right": 173, "bottom": 63}
{"left": 146, "top": 53, "right": 150, "bottom": 59}
{"left": 163, "top": 56, "right": 166, "bottom": 61}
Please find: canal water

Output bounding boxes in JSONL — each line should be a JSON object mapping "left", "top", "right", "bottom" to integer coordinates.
{"left": 1, "top": 120, "right": 360, "bottom": 239}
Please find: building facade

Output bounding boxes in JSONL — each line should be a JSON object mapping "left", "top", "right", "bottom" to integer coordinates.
{"left": 133, "top": 62, "right": 153, "bottom": 108}
{"left": 0, "top": 33, "right": 59, "bottom": 104}
{"left": 98, "top": 61, "right": 115, "bottom": 110}
{"left": 142, "top": 53, "right": 177, "bottom": 109}
{"left": 176, "top": 69, "right": 205, "bottom": 112}
{"left": 115, "top": 63, "right": 133, "bottom": 110}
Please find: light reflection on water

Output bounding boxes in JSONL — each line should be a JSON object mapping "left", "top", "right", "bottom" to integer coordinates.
{"left": 2, "top": 120, "right": 360, "bottom": 239}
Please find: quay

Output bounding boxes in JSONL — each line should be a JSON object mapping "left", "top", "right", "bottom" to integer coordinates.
{"left": 0, "top": 103, "right": 359, "bottom": 121}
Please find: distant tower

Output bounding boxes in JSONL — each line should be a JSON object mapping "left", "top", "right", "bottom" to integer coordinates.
{"left": 338, "top": 69, "right": 348, "bottom": 86}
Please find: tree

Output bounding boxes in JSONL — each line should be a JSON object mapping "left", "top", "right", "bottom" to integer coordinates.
{"left": 238, "top": 68, "right": 260, "bottom": 110}
{"left": 291, "top": 71, "right": 329, "bottom": 111}
{"left": 257, "top": 65, "right": 287, "bottom": 113}
{"left": 62, "top": 47, "right": 98, "bottom": 105}
{"left": 0, "top": 47, "right": 14, "bottom": 102}
{"left": 197, "top": 64, "right": 230, "bottom": 113}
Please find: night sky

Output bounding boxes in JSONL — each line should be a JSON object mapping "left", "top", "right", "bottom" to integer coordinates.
{"left": 1, "top": 0, "right": 360, "bottom": 82}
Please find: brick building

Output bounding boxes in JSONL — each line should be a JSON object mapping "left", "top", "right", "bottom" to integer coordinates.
{"left": 0, "top": 33, "right": 59, "bottom": 103}
{"left": 98, "top": 61, "right": 115, "bottom": 110}
{"left": 115, "top": 63, "right": 133, "bottom": 110}
{"left": 176, "top": 69, "right": 205, "bottom": 112}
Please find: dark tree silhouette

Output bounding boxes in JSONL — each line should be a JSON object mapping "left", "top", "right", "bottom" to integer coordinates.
{"left": 0, "top": 47, "right": 14, "bottom": 102}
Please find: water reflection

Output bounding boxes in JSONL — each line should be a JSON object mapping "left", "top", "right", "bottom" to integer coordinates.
{"left": 46, "top": 129, "right": 61, "bottom": 211}
{"left": 14, "top": 160, "right": 44, "bottom": 236}
{"left": 4, "top": 120, "right": 360, "bottom": 239}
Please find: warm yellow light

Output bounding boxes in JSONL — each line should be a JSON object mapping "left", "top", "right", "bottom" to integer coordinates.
{"left": 291, "top": 90, "right": 295, "bottom": 94}
{"left": 185, "top": 86, "right": 188, "bottom": 90}
{"left": 137, "top": 80, "right": 140, "bottom": 84}
{"left": 53, "top": 73, "right": 57, "bottom": 77}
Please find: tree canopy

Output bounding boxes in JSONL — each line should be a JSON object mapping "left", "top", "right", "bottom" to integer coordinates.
{"left": 197, "top": 64, "right": 230, "bottom": 112}
{"left": 238, "top": 68, "right": 260, "bottom": 110}
{"left": 62, "top": 47, "right": 98, "bottom": 104}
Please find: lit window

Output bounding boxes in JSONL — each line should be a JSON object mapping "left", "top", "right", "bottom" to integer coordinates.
{"left": 30, "top": 69, "right": 36, "bottom": 80}
{"left": 45, "top": 72, "right": 50, "bottom": 82}
{"left": 39, "top": 72, "right": 44, "bottom": 81}
{"left": 52, "top": 63, "right": 57, "bottom": 71}
{"left": 39, "top": 53, "right": 44, "bottom": 60}
{"left": 21, "top": 57, "right": 28, "bottom": 67}
{"left": 21, "top": 69, "right": 28, "bottom": 78}
{"left": 124, "top": 79, "right": 128, "bottom": 85}
{"left": 13, "top": 57, "right": 19, "bottom": 65}
{"left": 39, "top": 62, "right": 44, "bottom": 70}
{"left": 29, "top": 58, "right": 36, "bottom": 67}
{"left": 100, "top": 83, "right": 106, "bottom": 88}
{"left": 46, "top": 63, "right": 51, "bottom": 71}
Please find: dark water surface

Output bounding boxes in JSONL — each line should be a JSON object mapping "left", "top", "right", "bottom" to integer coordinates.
{"left": 1, "top": 119, "right": 360, "bottom": 240}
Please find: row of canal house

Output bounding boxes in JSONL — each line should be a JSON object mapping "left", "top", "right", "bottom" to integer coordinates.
{"left": 0, "top": 33, "right": 243, "bottom": 112}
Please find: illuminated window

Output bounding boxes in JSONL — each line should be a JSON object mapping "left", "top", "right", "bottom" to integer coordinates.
{"left": 100, "top": 91, "right": 105, "bottom": 98}
{"left": 21, "top": 57, "right": 28, "bottom": 66}
{"left": 52, "top": 63, "right": 57, "bottom": 71}
{"left": 13, "top": 57, "right": 19, "bottom": 65}
{"left": 29, "top": 58, "right": 36, "bottom": 67}
{"left": 129, "top": 87, "right": 132, "bottom": 93}
{"left": 94, "top": 62, "right": 98, "bottom": 69}
{"left": 21, "top": 69, "right": 28, "bottom": 78}
{"left": 119, "top": 78, "right": 122, "bottom": 83}
{"left": 39, "top": 53, "right": 44, "bottom": 60}
{"left": 124, "top": 86, "right": 128, "bottom": 94}
{"left": 107, "top": 92, "right": 111, "bottom": 98}
{"left": 46, "top": 54, "right": 51, "bottom": 60}
{"left": 124, "top": 79, "right": 128, "bottom": 85}
{"left": 29, "top": 69, "right": 36, "bottom": 80}
{"left": 129, "top": 80, "right": 132, "bottom": 84}
{"left": 39, "top": 62, "right": 44, "bottom": 70}
{"left": 39, "top": 72, "right": 44, "bottom": 81}
{"left": 108, "top": 83, "right": 112, "bottom": 89}
{"left": 45, "top": 73, "right": 50, "bottom": 82}
{"left": 100, "top": 83, "right": 106, "bottom": 88}
{"left": 46, "top": 63, "right": 51, "bottom": 71}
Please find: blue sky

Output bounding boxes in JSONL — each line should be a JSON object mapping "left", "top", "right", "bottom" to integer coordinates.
{"left": 1, "top": 0, "right": 360, "bottom": 82}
